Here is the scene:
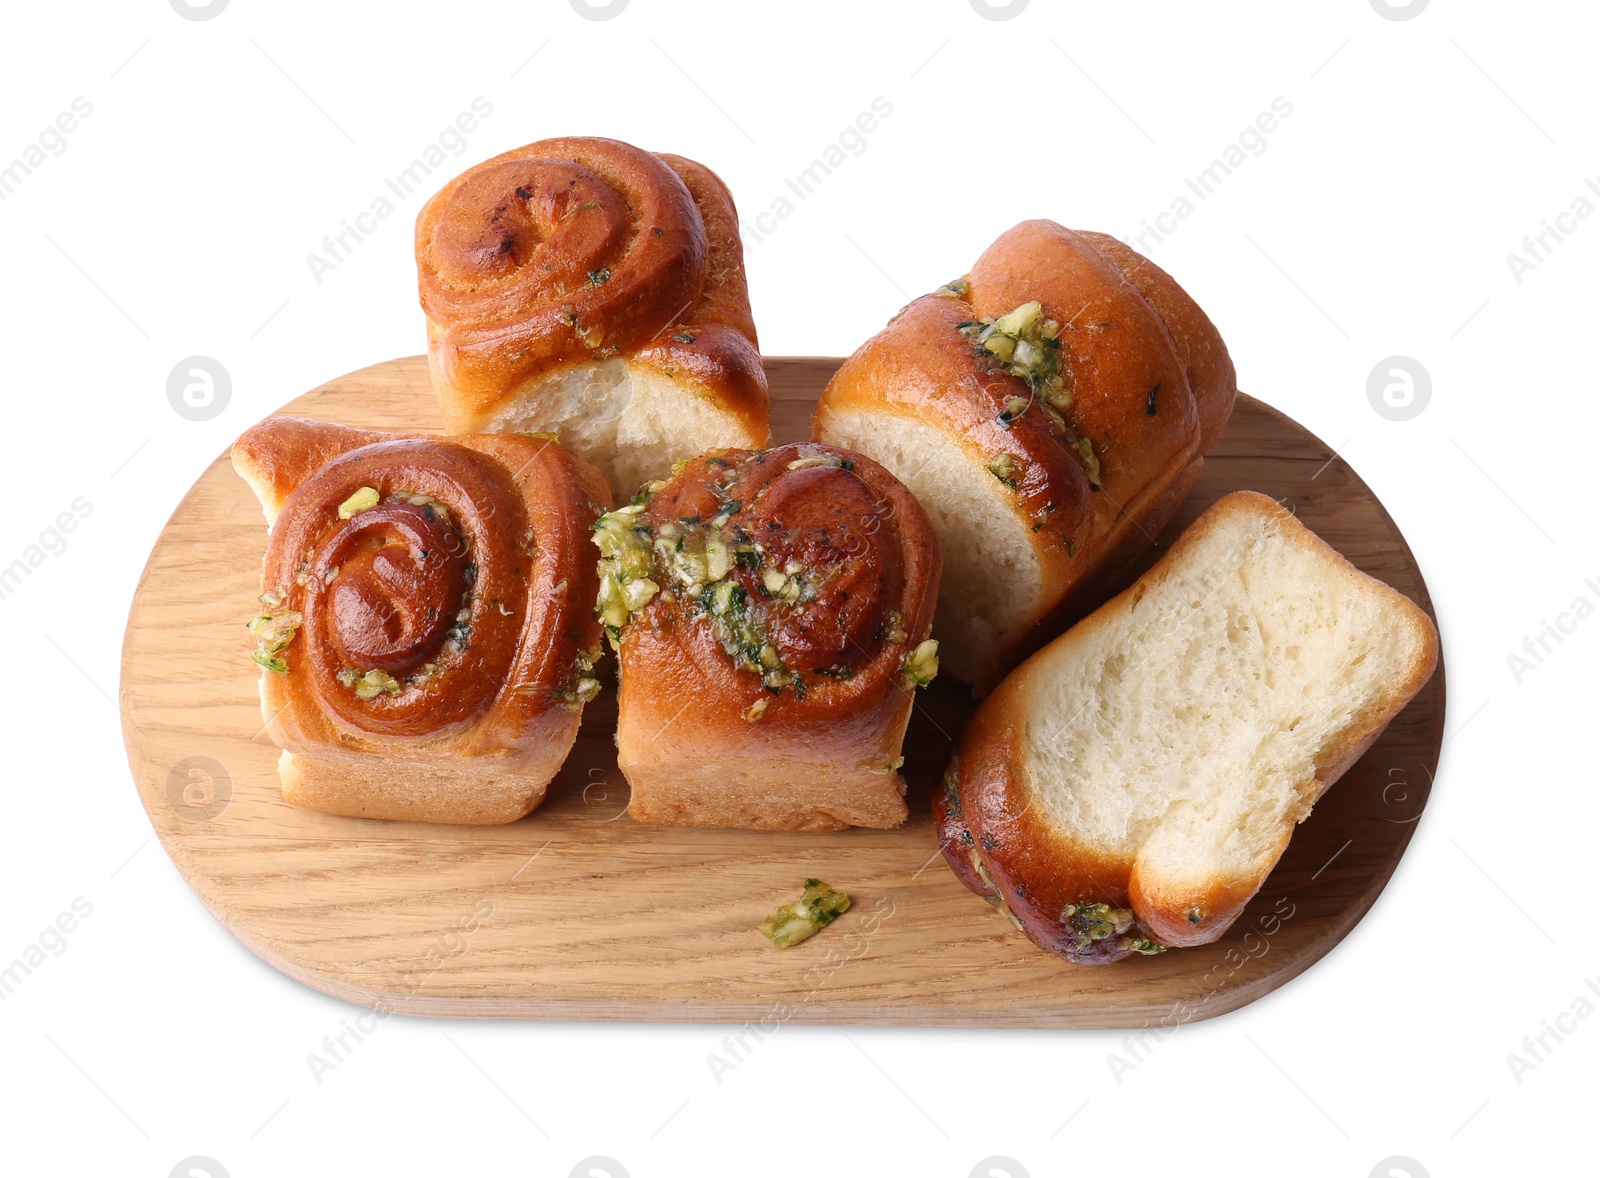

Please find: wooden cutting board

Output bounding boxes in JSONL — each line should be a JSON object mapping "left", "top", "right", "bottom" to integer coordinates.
{"left": 119, "top": 357, "right": 1445, "bottom": 1027}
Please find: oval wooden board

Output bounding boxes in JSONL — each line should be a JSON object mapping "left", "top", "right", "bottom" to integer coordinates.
{"left": 120, "top": 357, "right": 1444, "bottom": 1027}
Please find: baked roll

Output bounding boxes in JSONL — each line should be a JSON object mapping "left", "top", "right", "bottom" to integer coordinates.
{"left": 416, "top": 136, "right": 769, "bottom": 500}
{"left": 595, "top": 443, "right": 941, "bottom": 831}
{"left": 937, "top": 492, "right": 1438, "bottom": 964}
{"left": 813, "top": 221, "right": 1236, "bottom": 694}
{"left": 231, "top": 417, "right": 611, "bottom": 824}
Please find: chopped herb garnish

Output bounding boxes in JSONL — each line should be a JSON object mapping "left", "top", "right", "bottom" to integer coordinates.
{"left": 251, "top": 650, "right": 289, "bottom": 675}
{"left": 344, "top": 668, "right": 402, "bottom": 700}
{"left": 903, "top": 639, "right": 940, "bottom": 687}
{"left": 759, "top": 879, "right": 852, "bottom": 948}
{"left": 785, "top": 453, "right": 851, "bottom": 472}
{"left": 1120, "top": 933, "right": 1167, "bottom": 956}
{"left": 592, "top": 503, "right": 660, "bottom": 638}
{"left": 337, "top": 486, "right": 380, "bottom": 519}
{"left": 1074, "top": 437, "right": 1102, "bottom": 489}
{"left": 1062, "top": 902, "right": 1135, "bottom": 954}
{"left": 987, "top": 453, "right": 1022, "bottom": 489}
{"left": 247, "top": 604, "right": 302, "bottom": 675}
{"left": 958, "top": 300, "right": 1070, "bottom": 410}
{"left": 998, "top": 395, "right": 1031, "bottom": 427}
{"left": 558, "top": 644, "right": 603, "bottom": 711}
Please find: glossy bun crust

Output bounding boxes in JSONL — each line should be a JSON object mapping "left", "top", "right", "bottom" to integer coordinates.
{"left": 232, "top": 417, "right": 611, "bottom": 824}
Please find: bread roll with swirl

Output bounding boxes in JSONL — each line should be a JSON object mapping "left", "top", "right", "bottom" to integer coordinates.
{"left": 595, "top": 443, "right": 941, "bottom": 831}
{"left": 231, "top": 417, "right": 611, "bottom": 824}
{"left": 416, "top": 137, "right": 768, "bottom": 499}
{"left": 813, "top": 221, "right": 1237, "bottom": 695}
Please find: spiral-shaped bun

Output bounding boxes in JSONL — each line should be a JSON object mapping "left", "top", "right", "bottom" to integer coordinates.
{"left": 416, "top": 137, "right": 768, "bottom": 499}
{"left": 814, "top": 220, "right": 1237, "bottom": 694}
{"left": 232, "top": 417, "right": 612, "bottom": 825}
{"left": 597, "top": 442, "right": 942, "bottom": 832}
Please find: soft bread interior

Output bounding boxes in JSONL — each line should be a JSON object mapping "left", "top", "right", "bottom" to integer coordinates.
{"left": 1017, "top": 497, "right": 1434, "bottom": 908}
{"left": 816, "top": 406, "right": 1042, "bottom": 687}
{"left": 484, "top": 359, "right": 754, "bottom": 498}
{"left": 237, "top": 465, "right": 280, "bottom": 527}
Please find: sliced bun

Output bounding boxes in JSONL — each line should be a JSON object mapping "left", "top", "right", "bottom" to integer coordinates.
{"left": 814, "top": 221, "right": 1236, "bottom": 694}
{"left": 940, "top": 491, "right": 1439, "bottom": 963}
{"left": 416, "top": 137, "right": 768, "bottom": 500}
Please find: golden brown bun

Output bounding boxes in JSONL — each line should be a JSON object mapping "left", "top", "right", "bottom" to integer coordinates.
{"left": 231, "top": 417, "right": 612, "bottom": 824}
{"left": 813, "top": 220, "right": 1237, "bottom": 695}
{"left": 941, "top": 492, "right": 1439, "bottom": 964}
{"left": 609, "top": 443, "right": 941, "bottom": 831}
{"left": 416, "top": 137, "right": 768, "bottom": 498}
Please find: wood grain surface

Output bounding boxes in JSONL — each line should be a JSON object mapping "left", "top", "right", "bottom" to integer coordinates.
{"left": 119, "top": 357, "right": 1445, "bottom": 1027}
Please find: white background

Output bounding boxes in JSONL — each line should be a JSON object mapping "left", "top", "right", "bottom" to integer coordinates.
{"left": 0, "top": 1, "right": 1592, "bottom": 1174}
